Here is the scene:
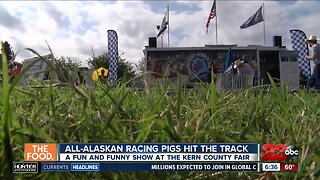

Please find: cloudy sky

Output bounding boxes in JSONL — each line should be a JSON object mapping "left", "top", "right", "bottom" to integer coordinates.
{"left": 0, "top": 0, "right": 319, "bottom": 68}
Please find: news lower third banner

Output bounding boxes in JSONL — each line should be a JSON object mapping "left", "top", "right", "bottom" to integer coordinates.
{"left": 24, "top": 143, "right": 259, "bottom": 162}
{"left": 16, "top": 143, "right": 301, "bottom": 173}
{"left": 59, "top": 144, "right": 258, "bottom": 162}
{"left": 22, "top": 143, "right": 260, "bottom": 172}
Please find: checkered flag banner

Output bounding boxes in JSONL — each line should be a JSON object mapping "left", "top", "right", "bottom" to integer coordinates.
{"left": 108, "top": 30, "right": 118, "bottom": 85}
{"left": 290, "top": 29, "right": 312, "bottom": 78}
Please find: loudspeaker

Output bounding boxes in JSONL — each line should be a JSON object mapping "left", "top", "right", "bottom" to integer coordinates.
{"left": 273, "top": 36, "right": 282, "bottom": 47}
{"left": 149, "top": 37, "right": 157, "bottom": 48}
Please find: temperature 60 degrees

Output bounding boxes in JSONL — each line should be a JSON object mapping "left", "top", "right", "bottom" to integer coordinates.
{"left": 280, "top": 163, "right": 298, "bottom": 172}
{"left": 285, "top": 164, "right": 293, "bottom": 170}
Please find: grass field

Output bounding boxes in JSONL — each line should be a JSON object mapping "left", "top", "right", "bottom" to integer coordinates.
{"left": 1, "top": 48, "right": 320, "bottom": 179}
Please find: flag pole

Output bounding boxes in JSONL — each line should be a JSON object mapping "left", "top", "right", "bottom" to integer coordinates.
{"left": 215, "top": 0, "right": 218, "bottom": 45}
{"left": 167, "top": 5, "right": 170, "bottom": 47}
{"left": 263, "top": 3, "right": 266, "bottom": 46}
{"left": 161, "top": 34, "right": 164, "bottom": 47}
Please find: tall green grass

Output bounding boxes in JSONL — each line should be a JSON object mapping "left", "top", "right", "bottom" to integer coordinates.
{"left": 0, "top": 46, "right": 319, "bottom": 179}
{"left": 1, "top": 41, "right": 14, "bottom": 179}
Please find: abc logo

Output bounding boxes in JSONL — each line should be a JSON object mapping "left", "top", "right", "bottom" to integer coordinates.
{"left": 261, "top": 144, "right": 299, "bottom": 161}
{"left": 285, "top": 146, "right": 299, "bottom": 160}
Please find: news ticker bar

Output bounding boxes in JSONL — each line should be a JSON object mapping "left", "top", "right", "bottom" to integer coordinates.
{"left": 12, "top": 162, "right": 299, "bottom": 173}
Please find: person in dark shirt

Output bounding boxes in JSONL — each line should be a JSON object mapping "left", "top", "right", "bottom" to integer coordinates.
{"left": 98, "top": 69, "right": 108, "bottom": 84}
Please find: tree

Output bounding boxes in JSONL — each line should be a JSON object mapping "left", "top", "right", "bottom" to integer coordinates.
{"left": 55, "top": 56, "right": 80, "bottom": 70}
{"left": 136, "top": 57, "right": 146, "bottom": 76}
{"left": 0, "top": 41, "right": 15, "bottom": 67}
{"left": 87, "top": 52, "right": 136, "bottom": 81}
{"left": 54, "top": 56, "right": 80, "bottom": 82}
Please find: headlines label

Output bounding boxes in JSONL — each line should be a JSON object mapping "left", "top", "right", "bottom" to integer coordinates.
{"left": 70, "top": 163, "right": 100, "bottom": 172}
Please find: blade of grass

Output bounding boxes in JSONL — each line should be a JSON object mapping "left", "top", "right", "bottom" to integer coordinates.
{"left": 1, "top": 41, "right": 13, "bottom": 178}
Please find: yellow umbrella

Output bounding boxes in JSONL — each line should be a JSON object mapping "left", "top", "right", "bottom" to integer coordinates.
{"left": 92, "top": 67, "right": 109, "bottom": 81}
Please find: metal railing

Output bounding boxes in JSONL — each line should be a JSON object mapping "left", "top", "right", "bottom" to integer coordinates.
{"left": 216, "top": 74, "right": 254, "bottom": 91}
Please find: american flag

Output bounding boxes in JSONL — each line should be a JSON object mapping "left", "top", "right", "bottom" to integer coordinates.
{"left": 206, "top": 0, "right": 216, "bottom": 34}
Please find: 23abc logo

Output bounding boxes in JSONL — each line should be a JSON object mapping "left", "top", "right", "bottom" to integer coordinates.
{"left": 261, "top": 144, "right": 299, "bottom": 161}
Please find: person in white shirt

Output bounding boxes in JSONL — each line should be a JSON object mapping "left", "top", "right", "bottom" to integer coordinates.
{"left": 305, "top": 35, "right": 320, "bottom": 90}
{"left": 233, "top": 59, "right": 255, "bottom": 76}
